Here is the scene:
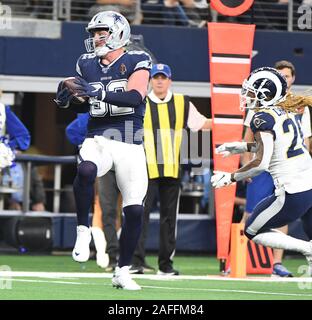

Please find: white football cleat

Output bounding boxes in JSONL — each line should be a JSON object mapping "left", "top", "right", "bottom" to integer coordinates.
{"left": 72, "top": 225, "right": 91, "bottom": 263}
{"left": 91, "top": 227, "right": 109, "bottom": 268}
{"left": 96, "top": 252, "right": 110, "bottom": 269}
{"left": 112, "top": 266, "right": 141, "bottom": 290}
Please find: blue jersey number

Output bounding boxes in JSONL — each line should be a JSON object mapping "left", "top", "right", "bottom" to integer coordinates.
{"left": 282, "top": 118, "right": 305, "bottom": 158}
{"left": 89, "top": 80, "right": 134, "bottom": 117}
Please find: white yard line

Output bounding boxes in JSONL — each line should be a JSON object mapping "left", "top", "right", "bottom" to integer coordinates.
{"left": 141, "top": 285, "right": 312, "bottom": 297}
{"left": 1, "top": 271, "right": 312, "bottom": 283}
{"left": 8, "top": 278, "right": 312, "bottom": 298}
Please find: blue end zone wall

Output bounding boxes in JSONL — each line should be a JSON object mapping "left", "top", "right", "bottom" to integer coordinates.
{"left": 58, "top": 215, "right": 217, "bottom": 253}
{"left": 0, "top": 23, "right": 312, "bottom": 84}
{"left": 55, "top": 215, "right": 307, "bottom": 254}
{"left": 0, "top": 214, "right": 308, "bottom": 253}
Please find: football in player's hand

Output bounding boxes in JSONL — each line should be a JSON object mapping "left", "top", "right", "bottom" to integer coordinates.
{"left": 63, "top": 77, "right": 87, "bottom": 104}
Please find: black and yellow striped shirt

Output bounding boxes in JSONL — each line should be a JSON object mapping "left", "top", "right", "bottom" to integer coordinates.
{"left": 144, "top": 93, "right": 190, "bottom": 179}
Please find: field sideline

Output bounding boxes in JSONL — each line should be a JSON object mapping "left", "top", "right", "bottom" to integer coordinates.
{"left": 1, "top": 254, "right": 312, "bottom": 300}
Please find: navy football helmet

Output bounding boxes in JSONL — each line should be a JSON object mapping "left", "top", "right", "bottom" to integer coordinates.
{"left": 240, "top": 67, "right": 287, "bottom": 110}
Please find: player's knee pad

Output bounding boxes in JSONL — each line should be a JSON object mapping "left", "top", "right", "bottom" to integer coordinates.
{"left": 123, "top": 205, "right": 144, "bottom": 227}
{"left": 76, "top": 161, "right": 97, "bottom": 185}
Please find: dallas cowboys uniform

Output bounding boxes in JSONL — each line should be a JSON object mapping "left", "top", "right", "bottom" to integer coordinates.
{"left": 75, "top": 50, "right": 151, "bottom": 207}
{"left": 245, "top": 108, "right": 312, "bottom": 238}
{"left": 55, "top": 11, "right": 152, "bottom": 290}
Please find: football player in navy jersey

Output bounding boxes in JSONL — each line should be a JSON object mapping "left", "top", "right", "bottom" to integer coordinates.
{"left": 212, "top": 67, "right": 312, "bottom": 275}
{"left": 55, "top": 11, "right": 152, "bottom": 290}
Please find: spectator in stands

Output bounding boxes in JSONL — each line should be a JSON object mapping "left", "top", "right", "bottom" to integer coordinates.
{"left": 141, "top": 0, "right": 202, "bottom": 26}
{"left": 180, "top": 0, "right": 209, "bottom": 27}
{"left": 162, "top": 0, "right": 191, "bottom": 26}
{"left": 130, "top": 63, "right": 212, "bottom": 275}
{"left": 161, "top": 0, "right": 207, "bottom": 26}
{"left": 88, "top": 0, "right": 141, "bottom": 24}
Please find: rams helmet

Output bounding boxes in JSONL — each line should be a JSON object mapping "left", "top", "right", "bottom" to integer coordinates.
{"left": 240, "top": 67, "right": 287, "bottom": 110}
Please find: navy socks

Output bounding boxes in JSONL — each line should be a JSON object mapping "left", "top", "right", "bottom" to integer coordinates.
{"left": 118, "top": 205, "right": 143, "bottom": 267}
{"left": 73, "top": 161, "right": 97, "bottom": 226}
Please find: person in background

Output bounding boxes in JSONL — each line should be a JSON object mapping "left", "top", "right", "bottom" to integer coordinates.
{"left": 88, "top": 0, "right": 140, "bottom": 24}
{"left": 130, "top": 63, "right": 212, "bottom": 275}
{"left": 0, "top": 93, "right": 31, "bottom": 207}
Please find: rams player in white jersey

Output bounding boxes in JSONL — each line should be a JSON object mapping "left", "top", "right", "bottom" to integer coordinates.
{"left": 212, "top": 67, "right": 312, "bottom": 273}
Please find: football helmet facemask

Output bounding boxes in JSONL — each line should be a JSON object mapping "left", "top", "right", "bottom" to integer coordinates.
{"left": 240, "top": 67, "right": 287, "bottom": 111}
{"left": 84, "top": 11, "right": 131, "bottom": 57}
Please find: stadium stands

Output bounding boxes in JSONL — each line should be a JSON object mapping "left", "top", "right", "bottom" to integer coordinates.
{"left": 0, "top": 0, "right": 308, "bottom": 31}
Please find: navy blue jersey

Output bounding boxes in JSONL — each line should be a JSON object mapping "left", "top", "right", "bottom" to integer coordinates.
{"left": 75, "top": 50, "right": 152, "bottom": 144}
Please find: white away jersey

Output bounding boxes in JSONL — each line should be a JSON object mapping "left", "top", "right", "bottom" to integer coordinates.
{"left": 250, "top": 107, "right": 312, "bottom": 193}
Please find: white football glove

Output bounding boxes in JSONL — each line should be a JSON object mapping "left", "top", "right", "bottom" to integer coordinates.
{"left": 211, "top": 171, "right": 234, "bottom": 188}
{"left": 0, "top": 143, "right": 15, "bottom": 170}
{"left": 215, "top": 141, "right": 248, "bottom": 158}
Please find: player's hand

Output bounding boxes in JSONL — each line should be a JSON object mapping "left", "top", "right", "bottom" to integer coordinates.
{"left": 215, "top": 142, "right": 247, "bottom": 157}
{"left": 54, "top": 81, "right": 72, "bottom": 108}
{"left": 211, "top": 171, "right": 234, "bottom": 188}
{"left": 0, "top": 143, "right": 15, "bottom": 170}
{"left": 74, "top": 77, "right": 105, "bottom": 101}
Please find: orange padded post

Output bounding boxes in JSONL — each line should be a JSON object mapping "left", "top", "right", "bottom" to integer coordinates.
{"left": 230, "top": 223, "right": 247, "bottom": 278}
{"left": 208, "top": 23, "right": 255, "bottom": 265}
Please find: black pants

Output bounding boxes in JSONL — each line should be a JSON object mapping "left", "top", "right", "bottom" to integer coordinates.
{"left": 133, "top": 177, "right": 181, "bottom": 271}
{"left": 98, "top": 170, "right": 120, "bottom": 264}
